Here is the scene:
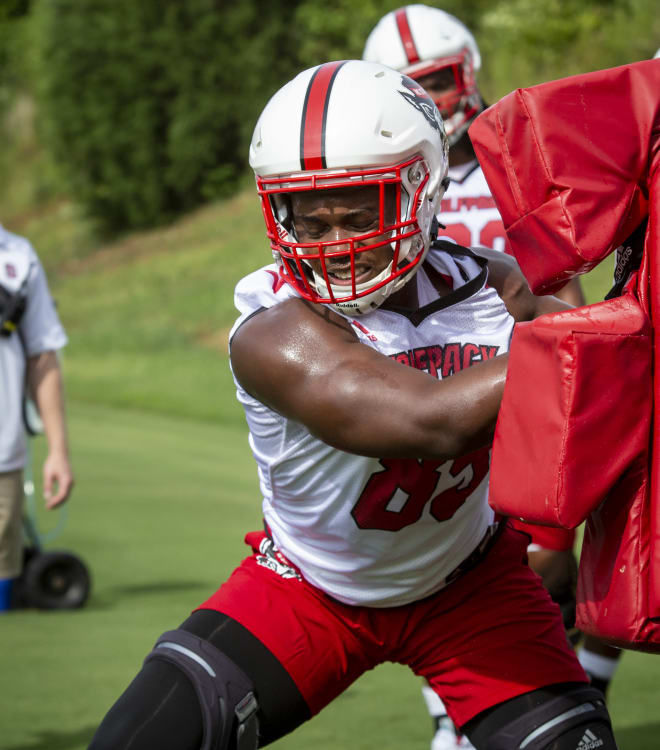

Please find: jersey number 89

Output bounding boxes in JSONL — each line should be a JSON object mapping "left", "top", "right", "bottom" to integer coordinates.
{"left": 351, "top": 447, "right": 490, "bottom": 531}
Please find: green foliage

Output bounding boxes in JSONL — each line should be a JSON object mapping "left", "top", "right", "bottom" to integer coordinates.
{"left": 29, "top": 0, "right": 298, "bottom": 233}
{"left": 0, "top": 6, "right": 65, "bottom": 226}
{"left": 0, "top": 0, "right": 30, "bottom": 106}
{"left": 3, "top": 0, "right": 660, "bottom": 239}
{"left": 290, "top": 0, "right": 505, "bottom": 66}
{"left": 475, "top": 0, "right": 660, "bottom": 97}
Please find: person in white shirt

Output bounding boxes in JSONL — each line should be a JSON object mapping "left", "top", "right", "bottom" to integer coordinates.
{"left": 87, "top": 60, "right": 617, "bottom": 750}
{"left": 0, "top": 225, "right": 73, "bottom": 611}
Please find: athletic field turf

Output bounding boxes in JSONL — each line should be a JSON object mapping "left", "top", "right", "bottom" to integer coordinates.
{"left": 1, "top": 400, "right": 659, "bottom": 750}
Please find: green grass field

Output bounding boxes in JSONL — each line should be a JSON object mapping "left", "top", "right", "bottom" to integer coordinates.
{"left": 1, "top": 189, "right": 658, "bottom": 749}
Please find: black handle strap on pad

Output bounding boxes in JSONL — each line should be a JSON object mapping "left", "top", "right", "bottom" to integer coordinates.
{"left": 605, "top": 218, "right": 648, "bottom": 300}
{"left": 145, "top": 629, "right": 258, "bottom": 750}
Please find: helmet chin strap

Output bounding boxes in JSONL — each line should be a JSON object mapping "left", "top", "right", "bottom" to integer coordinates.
{"left": 444, "top": 98, "right": 484, "bottom": 146}
{"left": 311, "top": 257, "right": 394, "bottom": 306}
{"left": 313, "top": 232, "right": 426, "bottom": 316}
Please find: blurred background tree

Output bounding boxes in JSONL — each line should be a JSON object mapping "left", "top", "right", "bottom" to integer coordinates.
{"left": 1, "top": 0, "right": 658, "bottom": 236}
{"left": 27, "top": 0, "right": 299, "bottom": 232}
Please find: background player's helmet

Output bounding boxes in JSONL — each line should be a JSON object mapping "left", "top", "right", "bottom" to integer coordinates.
{"left": 363, "top": 5, "right": 482, "bottom": 145}
{"left": 249, "top": 60, "right": 449, "bottom": 315}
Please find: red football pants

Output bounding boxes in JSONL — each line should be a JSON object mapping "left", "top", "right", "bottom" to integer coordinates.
{"left": 198, "top": 523, "right": 586, "bottom": 728}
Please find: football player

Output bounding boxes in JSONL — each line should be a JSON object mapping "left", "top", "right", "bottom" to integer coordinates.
{"left": 363, "top": 6, "right": 619, "bottom": 749}
{"left": 87, "top": 61, "right": 617, "bottom": 750}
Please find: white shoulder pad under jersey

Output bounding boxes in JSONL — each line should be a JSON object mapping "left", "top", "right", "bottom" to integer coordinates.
{"left": 436, "top": 160, "right": 508, "bottom": 253}
{"left": 229, "top": 245, "right": 513, "bottom": 607}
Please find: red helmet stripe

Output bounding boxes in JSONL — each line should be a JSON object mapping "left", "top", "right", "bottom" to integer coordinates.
{"left": 300, "top": 61, "right": 347, "bottom": 171}
{"left": 394, "top": 8, "right": 420, "bottom": 65}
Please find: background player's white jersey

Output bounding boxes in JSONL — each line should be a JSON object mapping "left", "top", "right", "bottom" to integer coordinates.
{"left": 436, "top": 159, "right": 508, "bottom": 253}
{"left": 229, "top": 243, "right": 513, "bottom": 607}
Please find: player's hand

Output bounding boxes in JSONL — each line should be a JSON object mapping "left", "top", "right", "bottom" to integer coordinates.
{"left": 43, "top": 451, "right": 74, "bottom": 509}
{"left": 527, "top": 547, "right": 577, "bottom": 598}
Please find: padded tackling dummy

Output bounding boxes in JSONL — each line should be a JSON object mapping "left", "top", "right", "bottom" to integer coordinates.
{"left": 469, "top": 59, "right": 660, "bottom": 650}
{"left": 578, "top": 150, "right": 660, "bottom": 651}
{"left": 469, "top": 59, "right": 659, "bottom": 296}
{"left": 489, "top": 268, "right": 652, "bottom": 529}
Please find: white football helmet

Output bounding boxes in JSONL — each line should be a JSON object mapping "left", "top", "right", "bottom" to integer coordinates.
{"left": 249, "top": 60, "right": 449, "bottom": 315}
{"left": 363, "top": 5, "right": 482, "bottom": 145}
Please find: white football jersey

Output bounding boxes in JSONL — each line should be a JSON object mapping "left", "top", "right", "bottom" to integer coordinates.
{"left": 229, "top": 243, "right": 514, "bottom": 607}
{"left": 436, "top": 159, "right": 508, "bottom": 253}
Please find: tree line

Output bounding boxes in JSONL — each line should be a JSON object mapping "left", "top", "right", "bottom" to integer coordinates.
{"left": 1, "top": 0, "right": 657, "bottom": 233}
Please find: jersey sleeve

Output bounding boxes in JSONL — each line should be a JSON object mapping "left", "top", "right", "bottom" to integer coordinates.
{"left": 19, "top": 243, "right": 68, "bottom": 356}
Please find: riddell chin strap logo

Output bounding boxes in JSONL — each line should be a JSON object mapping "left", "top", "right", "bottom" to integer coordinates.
{"left": 576, "top": 729, "right": 604, "bottom": 750}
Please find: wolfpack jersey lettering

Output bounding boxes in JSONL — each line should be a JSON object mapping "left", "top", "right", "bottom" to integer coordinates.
{"left": 230, "top": 243, "right": 513, "bottom": 607}
{"left": 436, "top": 159, "right": 508, "bottom": 253}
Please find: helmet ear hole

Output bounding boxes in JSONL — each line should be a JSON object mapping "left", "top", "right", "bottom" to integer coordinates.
{"left": 272, "top": 194, "right": 295, "bottom": 235}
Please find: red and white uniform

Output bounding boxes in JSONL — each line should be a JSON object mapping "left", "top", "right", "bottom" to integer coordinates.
{"left": 200, "top": 242, "right": 587, "bottom": 726}
{"left": 436, "top": 160, "right": 508, "bottom": 253}
{"left": 228, "top": 243, "right": 511, "bottom": 607}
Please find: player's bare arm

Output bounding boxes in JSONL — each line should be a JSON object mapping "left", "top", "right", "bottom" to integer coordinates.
{"left": 231, "top": 297, "right": 507, "bottom": 461}
{"left": 472, "top": 246, "right": 573, "bottom": 320}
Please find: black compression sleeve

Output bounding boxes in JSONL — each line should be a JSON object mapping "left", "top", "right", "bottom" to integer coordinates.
{"left": 87, "top": 609, "right": 310, "bottom": 750}
{"left": 87, "top": 658, "right": 203, "bottom": 750}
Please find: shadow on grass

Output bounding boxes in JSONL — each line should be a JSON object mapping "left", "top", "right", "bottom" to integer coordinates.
{"left": 5, "top": 725, "right": 96, "bottom": 750}
{"left": 82, "top": 579, "right": 215, "bottom": 610}
{"left": 614, "top": 723, "right": 660, "bottom": 750}
{"left": 110, "top": 580, "right": 214, "bottom": 596}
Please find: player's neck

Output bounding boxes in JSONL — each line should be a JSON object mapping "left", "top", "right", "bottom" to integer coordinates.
{"left": 448, "top": 132, "right": 476, "bottom": 168}
{"left": 381, "top": 274, "right": 419, "bottom": 311}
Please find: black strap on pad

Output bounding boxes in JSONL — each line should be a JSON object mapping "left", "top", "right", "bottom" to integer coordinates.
{"left": 145, "top": 629, "right": 258, "bottom": 750}
{"left": 486, "top": 685, "right": 611, "bottom": 750}
{"left": 605, "top": 218, "right": 647, "bottom": 300}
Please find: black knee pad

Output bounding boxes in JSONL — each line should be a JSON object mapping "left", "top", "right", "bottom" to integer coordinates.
{"left": 145, "top": 629, "right": 259, "bottom": 750}
{"left": 483, "top": 685, "right": 615, "bottom": 750}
